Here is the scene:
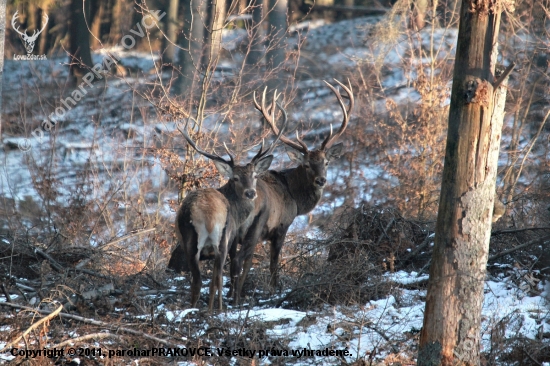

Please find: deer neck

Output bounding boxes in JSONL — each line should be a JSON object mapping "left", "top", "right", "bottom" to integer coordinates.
{"left": 282, "top": 165, "right": 323, "bottom": 216}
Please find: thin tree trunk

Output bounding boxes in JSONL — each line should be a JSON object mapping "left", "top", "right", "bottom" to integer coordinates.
{"left": 265, "top": 0, "right": 287, "bottom": 92}
{"left": 265, "top": 0, "right": 286, "bottom": 76}
{"left": 109, "top": 0, "right": 122, "bottom": 42}
{"left": 69, "top": 0, "right": 94, "bottom": 83}
{"left": 410, "top": 0, "right": 428, "bottom": 30}
{"left": 164, "top": 0, "right": 180, "bottom": 63}
{"left": 90, "top": 0, "right": 105, "bottom": 49}
{"left": 38, "top": 6, "right": 51, "bottom": 55}
{"left": 175, "top": 0, "right": 206, "bottom": 97}
{"left": 243, "top": 0, "right": 263, "bottom": 87}
{"left": 201, "top": 0, "right": 226, "bottom": 68}
{"left": 417, "top": 0, "right": 511, "bottom": 364}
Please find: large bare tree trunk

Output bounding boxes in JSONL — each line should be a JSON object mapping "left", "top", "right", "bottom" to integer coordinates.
{"left": 0, "top": 0, "right": 5, "bottom": 141}
{"left": 417, "top": 0, "right": 512, "bottom": 364}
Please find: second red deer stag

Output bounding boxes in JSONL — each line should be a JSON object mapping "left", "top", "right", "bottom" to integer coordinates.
{"left": 170, "top": 110, "right": 286, "bottom": 310}
{"left": 230, "top": 79, "right": 354, "bottom": 304}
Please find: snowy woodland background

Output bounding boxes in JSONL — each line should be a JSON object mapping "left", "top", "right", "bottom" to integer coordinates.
{"left": 1, "top": 0, "right": 550, "bottom": 364}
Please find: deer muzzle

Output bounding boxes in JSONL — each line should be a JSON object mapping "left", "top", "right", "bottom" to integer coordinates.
{"left": 314, "top": 177, "right": 327, "bottom": 187}
{"left": 244, "top": 189, "right": 257, "bottom": 200}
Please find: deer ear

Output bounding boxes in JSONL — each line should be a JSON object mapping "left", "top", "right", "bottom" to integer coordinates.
{"left": 213, "top": 160, "right": 233, "bottom": 179}
{"left": 255, "top": 155, "right": 273, "bottom": 174}
{"left": 326, "top": 143, "right": 343, "bottom": 160}
{"left": 286, "top": 149, "right": 304, "bottom": 164}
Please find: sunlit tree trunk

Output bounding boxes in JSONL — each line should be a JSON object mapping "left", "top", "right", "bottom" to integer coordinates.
{"left": 164, "top": 0, "right": 180, "bottom": 63}
{"left": 417, "top": 0, "right": 512, "bottom": 364}
{"left": 90, "top": 0, "right": 105, "bottom": 49}
{"left": 201, "top": 0, "right": 226, "bottom": 68}
{"left": 109, "top": 0, "right": 123, "bottom": 42}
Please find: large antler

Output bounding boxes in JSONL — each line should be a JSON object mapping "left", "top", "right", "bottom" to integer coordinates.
{"left": 251, "top": 91, "right": 289, "bottom": 163}
{"left": 320, "top": 79, "right": 354, "bottom": 150}
{"left": 177, "top": 119, "right": 234, "bottom": 166}
{"left": 254, "top": 88, "right": 309, "bottom": 154}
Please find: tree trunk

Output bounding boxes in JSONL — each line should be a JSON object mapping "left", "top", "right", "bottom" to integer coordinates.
{"left": 201, "top": 0, "right": 226, "bottom": 69}
{"left": 175, "top": 0, "right": 206, "bottom": 96}
{"left": 340, "top": 0, "right": 354, "bottom": 19}
{"left": 109, "top": 0, "right": 123, "bottom": 42}
{"left": 164, "top": 0, "right": 180, "bottom": 63}
{"left": 38, "top": 6, "right": 52, "bottom": 56}
{"left": 417, "top": 0, "right": 511, "bottom": 364}
{"left": 0, "top": 0, "right": 5, "bottom": 141}
{"left": 243, "top": 0, "right": 263, "bottom": 87}
{"left": 410, "top": 0, "right": 429, "bottom": 30}
{"left": 265, "top": 0, "right": 287, "bottom": 91}
{"left": 90, "top": 0, "right": 105, "bottom": 49}
{"left": 69, "top": 0, "right": 94, "bottom": 83}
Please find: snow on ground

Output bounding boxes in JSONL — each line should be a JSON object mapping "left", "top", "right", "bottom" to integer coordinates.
{"left": 129, "top": 270, "right": 547, "bottom": 365}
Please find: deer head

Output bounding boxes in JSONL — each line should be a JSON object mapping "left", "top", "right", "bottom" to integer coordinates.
{"left": 178, "top": 100, "right": 287, "bottom": 200}
{"left": 12, "top": 11, "right": 48, "bottom": 54}
{"left": 254, "top": 79, "right": 354, "bottom": 189}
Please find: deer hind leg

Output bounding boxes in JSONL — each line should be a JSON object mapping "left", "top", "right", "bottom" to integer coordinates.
{"left": 189, "top": 250, "right": 202, "bottom": 308}
{"left": 191, "top": 225, "right": 209, "bottom": 308}
{"left": 207, "top": 224, "right": 225, "bottom": 312}
{"left": 216, "top": 232, "right": 230, "bottom": 311}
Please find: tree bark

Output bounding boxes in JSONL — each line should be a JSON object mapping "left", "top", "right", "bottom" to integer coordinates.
{"left": 417, "top": 0, "right": 511, "bottom": 365}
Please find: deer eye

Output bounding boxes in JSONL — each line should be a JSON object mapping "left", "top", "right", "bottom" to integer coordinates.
{"left": 233, "top": 177, "right": 240, "bottom": 182}
{"left": 325, "top": 161, "right": 329, "bottom": 166}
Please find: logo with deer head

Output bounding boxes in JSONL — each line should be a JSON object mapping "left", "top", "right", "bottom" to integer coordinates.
{"left": 12, "top": 11, "right": 48, "bottom": 55}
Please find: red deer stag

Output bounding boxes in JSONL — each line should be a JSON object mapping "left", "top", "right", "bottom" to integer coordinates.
{"left": 169, "top": 110, "right": 286, "bottom": 310}
{"left": 230, "top": 79, "right": 354, "bottom": 304}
